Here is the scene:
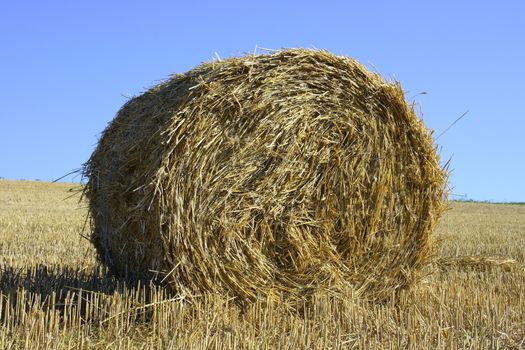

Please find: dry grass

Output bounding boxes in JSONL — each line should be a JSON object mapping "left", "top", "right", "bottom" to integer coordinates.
{"left": 83, "top": 48, "right": 446, "bottom": 304}
{"left": 1, "top": 180, "right": 524, "bottom": 349}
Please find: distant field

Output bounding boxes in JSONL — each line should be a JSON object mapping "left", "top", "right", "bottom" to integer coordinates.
{"left": 1, "top": 180, "right": 524, "bottom": 349}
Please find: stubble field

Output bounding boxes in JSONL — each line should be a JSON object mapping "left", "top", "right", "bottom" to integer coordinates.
{"left": 0, "top": 180, "right": 524, "bottom": 349}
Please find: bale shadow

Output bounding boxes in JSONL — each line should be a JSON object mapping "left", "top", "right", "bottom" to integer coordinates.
{"left": 1, "top": 264, "right": 120, "bottom": 296}
{"left": 0, "top": 263, "right": 170, "bottom": 326}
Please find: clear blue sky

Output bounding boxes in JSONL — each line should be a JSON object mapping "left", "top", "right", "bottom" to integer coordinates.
{"left": 1, "top": 1, "right": 524, "bottom": 202}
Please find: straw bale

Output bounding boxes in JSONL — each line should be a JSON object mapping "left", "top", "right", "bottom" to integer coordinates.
{"left": 83, "top": 49, "right": 447, "bottom": 302}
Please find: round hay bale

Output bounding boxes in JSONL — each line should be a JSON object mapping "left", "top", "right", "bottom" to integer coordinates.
{"left": 83, "top": 48, "right": 447, "bottom": 302}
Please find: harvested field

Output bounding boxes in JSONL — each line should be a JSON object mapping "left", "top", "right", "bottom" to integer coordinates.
{"left": 1, "top": 180, "right": 524, "bottom": 349}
